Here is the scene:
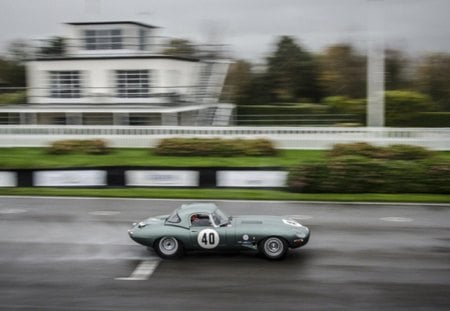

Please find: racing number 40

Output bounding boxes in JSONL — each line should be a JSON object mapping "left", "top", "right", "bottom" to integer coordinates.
{"left": 201, "top": 232, "right": 215, "bottom": 246}
{"left": 197, "top": 229, "right": 219, "bottom": 249}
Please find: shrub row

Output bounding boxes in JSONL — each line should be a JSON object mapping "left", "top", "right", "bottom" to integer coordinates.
{"left": 0, "top": 91, "right": 27, "bottom": 105}
{"left": 288, "top": 143, "right": 450, "bottom": 194}
{"left": 408, "top": 112, "right": 450, "bottom": 127}
{"left": 48, "top": 139, "right": 109, "bottom": 155}
{"left": 328, "top": 142, "right": 433, "bottom": 160}
{"left": 154, "top": 138, "right": 277, "bottom": 156}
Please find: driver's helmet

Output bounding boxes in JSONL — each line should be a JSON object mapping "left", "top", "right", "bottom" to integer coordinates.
{"left": 191, "top": 214, "right": 198, "bottom": 223}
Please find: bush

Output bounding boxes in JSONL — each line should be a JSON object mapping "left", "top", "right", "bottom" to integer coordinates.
{"left": 409, "top": 112, "right": 450, "bottom": 127}
{"left": 287, "top": 164, "right": 328, "bottom": 192}
{"left": 328, "top": 142, "right": 383, "bottom": 158}
{"left": 322, "top": 96, "right": 366, "bottom": 124}
{"left": 288, "top": 143, "right": 449, "bottom": 193}
{"left": 385, "top": 90, "right": 434, "bottom": 126}
{"left": 422, "top": 156, "right": 450, "bottom": 193}
{"left": 384, "top": 144, "right": 432, "bottom": 160}
{"left": 322, "top": 156, "right": 385, "bottom": 193}
{"left": 236, "top": 104, "right": 329, "bottom": 126}
{"left": 83, "top": 139, "right": 109, "bottom": 155}
{"left": 328, "top": 142, "right": 432, "bottom": 160}
{"left": 154, "top": 138, "right": 277, "bottom": 157}
{"left": 48, "top": 139, "right": 109, "bottom": 155}
{"left": 0, "top": 91, "right": 27, "bottom": 105}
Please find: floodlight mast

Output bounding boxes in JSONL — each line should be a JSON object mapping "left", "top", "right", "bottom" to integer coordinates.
{"left": 367, "top": 0, "right": 385, "bottom": 127}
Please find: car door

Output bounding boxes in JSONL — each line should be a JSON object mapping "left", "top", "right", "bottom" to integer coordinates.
{"left": 189, "top": 213, "right": 228, "bottom": 250}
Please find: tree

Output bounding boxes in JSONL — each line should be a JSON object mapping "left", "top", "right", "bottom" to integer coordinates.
{"left": 239, "top": 72, "right": 272, "bottom": 105}
{"left": 220, "top": 59, "right": 252, "bottom": 103}
{"left": 385, "top": 90, "right": 434, "bottom": 126}
{"left": 39, "top": 36, "right": 65, "bottom": 56}
{"left": 6, "top": 39, "right": 31, "bottom": 63}
{"left": 267, "top": 36, "right": 322, "bottom": 103}
{"left": 414, "top": 53, "right": 450, "bottom": 111}
{"left": 0, "top": 57, "right": 25, "bottom": 87}
{"left": 163, "top": 39, "right": 197, "bottom": 58}
{"left": 319, "top": 44, "right": 366, "bottom": 98}
{"left": 385, "top": 49, "right": 410, "bottom": 90}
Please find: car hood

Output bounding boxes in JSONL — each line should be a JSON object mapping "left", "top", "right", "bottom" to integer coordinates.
{"left": 233, "top": 215, "right": 304, "bottom": 227}
{"left": 135, "top": 215, "right": 168, "bottom": 228}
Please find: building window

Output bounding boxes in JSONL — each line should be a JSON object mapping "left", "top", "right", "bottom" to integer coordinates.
{"left": 139, "top": 29, "right": 148, "bottom": 51}
{"left": 49, "top": 71, "right": 82, "bottom": 98}
{"left": 116, "top": 70, "right": 150, "bottom": 98}
{"left": 84, "top": 29, "right": 122, "bottom": 50}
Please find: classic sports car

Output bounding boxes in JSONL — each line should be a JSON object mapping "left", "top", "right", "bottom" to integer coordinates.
{"left": 128, "top": 203, "right": 310, "bottom": 260}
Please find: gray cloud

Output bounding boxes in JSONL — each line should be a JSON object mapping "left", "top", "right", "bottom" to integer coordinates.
{"left": 0, "top": 0, "right": 449, "bottom": 60}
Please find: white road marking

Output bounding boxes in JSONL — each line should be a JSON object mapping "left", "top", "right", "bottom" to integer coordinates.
{"left": 0, "top": 208, "right": 27, "bottom": 214}
{"left": 89, "top": 211, "right": 120, "bottom": 216}
{"left": 284, "top": 214, "right": 313, "bottom": 220}
{"left": 380, "top": 217, "right": 413, "bottom": 222}
{"left": 115, "top": 259, "right": 160, "bottom": 281}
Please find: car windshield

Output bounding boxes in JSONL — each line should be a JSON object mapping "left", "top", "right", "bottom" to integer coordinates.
{"left": 212, "top": 208, "right": 229, "bottom": 226}
{"left": 166, "top": 208, "right": 181, "bottom": 223}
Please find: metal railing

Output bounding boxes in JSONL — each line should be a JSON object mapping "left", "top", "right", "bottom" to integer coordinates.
{"left": 29, "top": 36, "right": 230, "bottom": 60}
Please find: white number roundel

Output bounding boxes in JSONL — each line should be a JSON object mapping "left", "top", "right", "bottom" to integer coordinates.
{"left": 197, "top": 229, "right": 219, "bottom": 249}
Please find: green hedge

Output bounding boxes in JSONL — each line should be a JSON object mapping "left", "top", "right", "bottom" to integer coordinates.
{"left": 237, "top": 104, "right": 330, "bottom": 125}
{"left": 288, "top": 143, "right": 450, "bottom": 194}
{"left": 48, "top": 139, "right": 109, "bottom": 155}
{"left": 237, "top": 104, "right": 328, "bottom": 115}
{"left": 328, "top": 142, "right": 433, "bottom": 160}
{"left": 154, "top": 138, "right": 277, "bottom": 156}
{"left": 0, "top": 91, "right": 26, "bottom": 105}
{"left": 409, "top": 112, "right": 450, "bottom": 127}
{"left": 237, "top": 103, "right": 363, "bottom": 126}
{"left": 322, "top": 96, "right": 366, "bottom": 124}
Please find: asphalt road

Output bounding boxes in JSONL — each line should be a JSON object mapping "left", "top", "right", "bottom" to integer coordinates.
{"left": 0, "top": 196, "right": 449, "bottom": 311}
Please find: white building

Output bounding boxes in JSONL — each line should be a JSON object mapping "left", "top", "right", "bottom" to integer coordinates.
{"left": 0, "top": 21, "right": 234, "bottom": 126}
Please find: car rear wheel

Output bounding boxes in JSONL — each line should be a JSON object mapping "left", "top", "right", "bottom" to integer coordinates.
{"left": 259, "top": 237, "right": 288, "bottom": 260}
{"left": 155, "top": 237, "right": 183, "bottom": 259}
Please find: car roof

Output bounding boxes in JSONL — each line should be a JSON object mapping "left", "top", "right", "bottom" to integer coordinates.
{"left": 165, "top": 203, "right": 219, "bottom": 228}
{"left": 179, "top": 203, "right": 218, "bottom": 215}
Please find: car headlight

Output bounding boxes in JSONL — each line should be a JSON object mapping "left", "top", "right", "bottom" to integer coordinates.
{"left": 282, "top": 219, "right": 303, "bottom": 227}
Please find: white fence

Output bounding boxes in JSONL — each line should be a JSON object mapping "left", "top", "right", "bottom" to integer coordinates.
{"left": 0, "top": 125, "right": 449, "bottom": 150}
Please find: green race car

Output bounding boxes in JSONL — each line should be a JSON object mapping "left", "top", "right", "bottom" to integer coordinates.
{"left": 128, "top": 203, "right": 310, "bottom": 260}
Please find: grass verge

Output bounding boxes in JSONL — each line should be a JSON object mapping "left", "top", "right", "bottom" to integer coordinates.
{"left": 0, "top": 148, "right": 324, "bottom": 168}
{"left": 0, "top": 188, "right": 449, "bottom": 204}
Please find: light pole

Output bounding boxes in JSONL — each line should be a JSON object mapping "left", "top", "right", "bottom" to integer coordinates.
{"left": 367, "top": 0, "right": 385, "bottom": 127}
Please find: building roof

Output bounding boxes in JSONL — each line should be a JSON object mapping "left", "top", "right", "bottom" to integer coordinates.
{"left": 66, "top": 21, "right": 159, "bottom": 29}
{"left": 31, "top": 55, "right": 200, "bottom": 62}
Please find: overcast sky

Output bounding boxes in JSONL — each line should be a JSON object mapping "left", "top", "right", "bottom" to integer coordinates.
{"left": 0, "top": 0, "right": 449, "bottom": 61}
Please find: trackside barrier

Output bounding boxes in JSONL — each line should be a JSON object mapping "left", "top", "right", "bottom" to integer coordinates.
{"left": 0, "top": 168, "right": 287, "bottom": 188}
{"left": 0, "top": 125, "right": 449, "bottom": 150}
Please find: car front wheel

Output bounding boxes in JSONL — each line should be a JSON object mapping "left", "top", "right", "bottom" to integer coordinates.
{"left": 259, "top": 237, "right": 288, "bottom": 260}
{"left": 155, "top": 236, "right": 183, "bottom": 259}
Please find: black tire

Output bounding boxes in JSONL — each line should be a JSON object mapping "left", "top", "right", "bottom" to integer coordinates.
{"left": 258, "top": 237, "right": 288, "bottom": 260}
{"left": 154, "top": 237, "right": 183, "bottom": 259}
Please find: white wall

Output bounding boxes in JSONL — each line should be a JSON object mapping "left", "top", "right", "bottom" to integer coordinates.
{"left": 0, "top": 126, "right": 449, "bottom": 150}
{"left": 27, "top": 58, "right": 203, "bottom": 104}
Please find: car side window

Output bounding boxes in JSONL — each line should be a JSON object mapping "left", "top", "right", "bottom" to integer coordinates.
{"left": 190, "top": 213, "right": 212, "bottom": 227}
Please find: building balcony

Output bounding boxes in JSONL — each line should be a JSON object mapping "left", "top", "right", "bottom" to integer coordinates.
{"left": 23, "top": 85, "right": 221, "bottom": 106}
{"left": 30, "top": 36, "right": 229, "bottom": 61}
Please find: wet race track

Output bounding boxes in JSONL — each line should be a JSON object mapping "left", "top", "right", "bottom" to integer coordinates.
{"left": 0, "top": 196, "right": 449, "bottom": 310}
